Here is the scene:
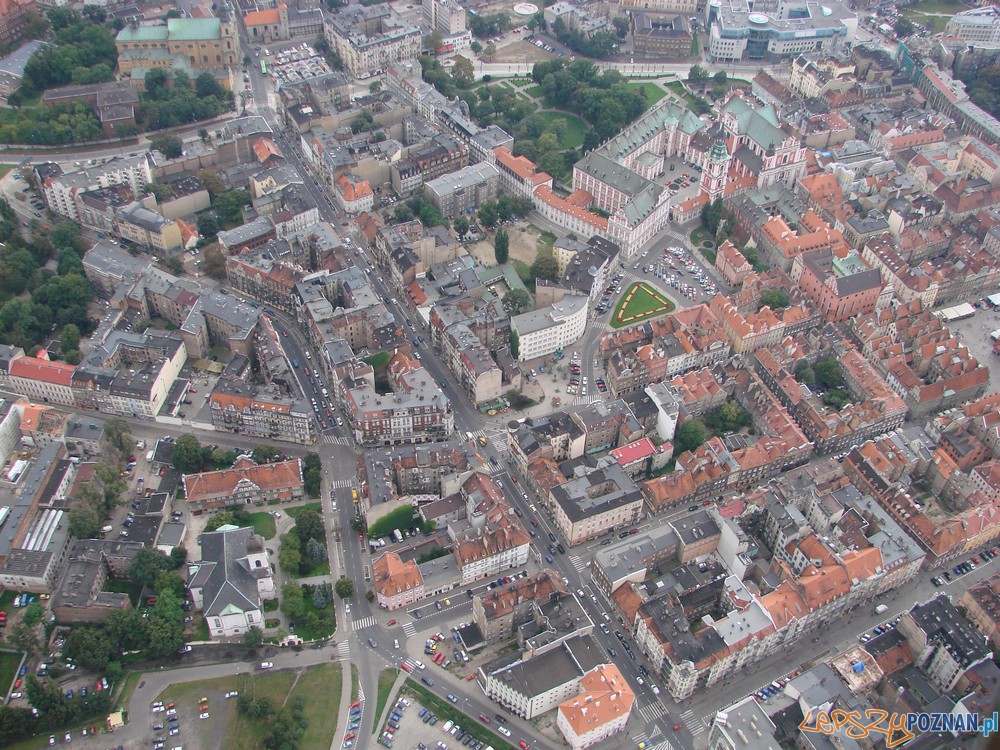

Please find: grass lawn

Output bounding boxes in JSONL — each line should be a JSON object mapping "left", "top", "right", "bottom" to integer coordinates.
{"left": 901, "top": 10, "right": 951, "bottom": 31}
{"left": 524, "top": 84, "right": 543, "bottom": 98}
{"left": 115, "top": 670, "right": 143, "bottom": 710}
{"left": 665, "top": 80, "right": 700, "bottom": 111}
{"left": 535, "top": 110, "right": 586, "bottom": 149}
{"left": 0, "top": 650, "right": 23, "bottom": 693}
{"left": 690, "top": 227, "right": 712, "bottom": 245}
{"left": 368, "top": 505, "right": 416, "bottom": 537}
{"left": 246, "top": 511, "right": 277, "bottom": 540}
{"left": 511, "top": 258, "right": 534, "bottom": 290}
{"left": 626, "top": 81, "right": 666, "bottom": 105}
{"left": 155, "top": 665, "right": 340, "bottom": 750}
{"left": 193, "top": 617, "right": 210, "bottom": 641}
{"left": 536, "top": 230, "right": 556, "bottom": 260}
{"left": 698, "top": 244, "right": 717, "bottom": 264}
{"left": 295, "top": 559, "right": 330, "bottom": 579}
{"left": 610, "top": 282, "right": 675, "bottom": 329}
{"left": 351, "top": 664, "right": 359, "bottom": 702}
{"left": 0, "top": 590, "right": 17, "bottom": 607}
{"left": 286, "top": 502, "right": 322, "bottom": 519}
{"left": 907, "top": 0, "right": 968, "bottom": 12}
{"left": 402, "top": 680, "right": 516, "bottom": 750}
{"left": 295, "top": 594, "right": 336, "bottom": 640}
{"left": 296, "top": 663, "right": 343, "bottom": 750}
{"left": 371, "top": 668, "right": 400, "bottom": 732}
{"left": 0, "top": 165, "right": 16, "bottom": 179}
{"left": 364, "top": 351, "right": 391, "bottom": 370}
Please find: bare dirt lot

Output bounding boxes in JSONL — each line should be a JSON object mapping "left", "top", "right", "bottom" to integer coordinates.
{"left": 491, "top": 39, "right": 554, "bottom": 64}
{"left": 464, "top": 223, "right": 542, "bottom": 268}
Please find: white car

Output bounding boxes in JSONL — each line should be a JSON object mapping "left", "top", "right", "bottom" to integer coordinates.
{"left": 225, "top": 691, "right": 239, "bottom": 699}
{"left": 261, "top": 661, "right": 274, "bottom": 669}
{"left": 497, "top": 726, "right": 511, "bottom": 737}
{"left": 152, "top": 706, "right": 166, "bottom": 714}
{"left": 199, "top": 712, "right": 210, "bottom": 719}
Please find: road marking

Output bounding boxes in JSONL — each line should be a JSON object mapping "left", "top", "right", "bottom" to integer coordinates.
{"left": 322, "top": 435, "right": 353, "bottom": 445}
{"left": 352, "top": 616, "right": 377, "bottom": 631}
{"left": 327, "top": 478, "right": 352, "bottom": 489}
{"left": 632, "top": 733, "right": 647, "bottom": 744}
{"left": 337, "top": 641, "right": 351, "bottom": 660}
{"left": 680, "top": 709, "right": 705, "bottom": 736}
{"left": 569, "top": 555, "right": 587, "bottom": 572}
{"left": 401, "top": 621, "right": 416, "bottom": 637}
{"left": 637, "top": 702, "right": 666, "bottom": 722}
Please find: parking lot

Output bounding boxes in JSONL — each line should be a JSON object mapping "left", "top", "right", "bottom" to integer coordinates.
{"left": 633, "top": 245, "right": 719, "bottom": 304}
{"left": 383, "top": 694, "right": 508, "bottom": 750}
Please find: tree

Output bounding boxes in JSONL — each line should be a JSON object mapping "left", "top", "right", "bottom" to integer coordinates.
{"left": 150, "top": 134, "right": 183, "bottom": 159}
{"left": 195, "top": 72, "right": 225, "bottom": 100}
{"left": 794, "top": 359, "right": 815, "bottom": 387}
{"left": 494, "top": 228, "right": 510, "bottom": 264}
{"left": 894, "top": 17, "right": 915, "bottom": 38}
{"left": 170, "top": 546, "right": 188, "bottom": 568}
{"left": 201, "top": 244, "right": 227, "bottom": 279}
{"left": 281, "top": 581, "right": 306, "bottom": 619}
{"left": 453, "top": 216, "right": 470, "bottom": 236}
{"left": 305, "top": 537, "right": 327, "bottom": 564}
{"left": 510, "top": 329, "right": 520, "bottom": 360}
{"left": 100, "top": 418, "right": 132, "bottom": 459}
{"left": 68, "top": 505, "right": 100, "bottom": 539}
{"left": 335, "top": 576, "right": 354, "bottom": 599}
{"left": 198, "top": 170, "right": 225, "bottom": 198}
{"left": 452, "top": 56, "right": 474, "bottom": 86}
{"left": 165, "top": 256, "right": 184, "bottom": 275}
{"left": 688, "top": 65, "right": 708, "bottom": 84}
{"left": 61, "top": 323, "right": 81, "bottom": 353}
{"left": 21, "top": 602, "right": 44, "bottom": 628}
{"left": 302, "top": 452, "right": 322, "bottom": 498}
{"left": 312, "top": 584, "right": 329, "bottom": 609}
{"left": 530, "top": 256, "right": 558, "bottom": 281}
{"left": 243, "top": 627, "right": 264, "bottom": 648}
{"left": 144, "top": 615, "right": 184, "bottom": 658}
{"left": 393, "top": 204, "right": 414, "bottom": 223}
{"left": 8, "top": 621, "right": 39, "bottom": 654}
{"left": 702, "top": 197, "right": 724, "bottom": 235}
{"left": 478, "top": 201, "right": 499, "bottom": 228}
{"left": 130, "top": 548, "right": 174, "bottom": 587}
{"left": 294, "top": 508, "right": 325, "bottom": 544}
{"left": 503, "top": 289, "right": 532, "bottom": 316}
{"left": 760, "top": 290, "right": 789, "bottom": 310}
{"left": 612, "top": 15, "right": 629, "bottom": 38}
{"left": 155, "top": 571, "right": 186, "bottom": 599}
{"left": 674, "top": 420, "right": 708, "bottom": 454}
{"left": 64, "top": 625, "right": 116, "bottom": 672}
{"left": 172, "top": 434, "right": 204, "bottom": 473}
{"left": 213, "top": 189, "right": 249, "bottom": 225}
{"left": 21, "top": 11, "right": 49, "bottom": 39}
{"left": 252, "top": 444, "right": 281, "bottom": 464}
{"left": 713, "top": 70, "right": 728, "bottom": 85}
{"left": 366, "top": 589, "right": 375, "bottom": 603}
{"left": 815, "top": 359, "right": 845, "bottom": 391}
{"left": 144, "top": 182, "right": 174, "bottom": 203}
{"left": 279, "top": 533, "right": 302, "bottom": 573}
{"left": 350, "top": 109, "right": 374, "bottom": 134}
{"left": 197, "top": 212, "right": 220, "bottom": 237}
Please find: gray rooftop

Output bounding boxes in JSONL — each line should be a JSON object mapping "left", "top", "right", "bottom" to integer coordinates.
{"left": 593, "top": 524, "right": 680, "bottom": 585}
{"left": 0, "top": 40, "right": 48, "bottom": 78}
{"left": 484, "top": 633, "right": 605, "bottom": 698}
{"left": 551, "top": 457, "right": 642, "bottom": 523}
{"left": 189, "top": 526, "right": 268, "bottom": 618}
{"left": 511, "top": 294, "right": 588, "bottom": 337}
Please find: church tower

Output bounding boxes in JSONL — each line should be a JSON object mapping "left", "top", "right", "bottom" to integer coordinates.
{"left": 702, "top": 137, "right": 730, "bottom": 204}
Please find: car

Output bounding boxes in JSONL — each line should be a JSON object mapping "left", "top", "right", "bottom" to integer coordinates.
{"left": 49, "top": 736, "right": 56, "bottom": 746}
{"left": 519, "top": 742, "right": 530, "bottom": 750}
{"left": 200, "top": 713, "right": 210, "bottom": 719}
{"left": 260, "top": 661, "right": 274, "bottom": 669}
{"left": 178, "top": 645, "right": 192, "bottom": 653}
{"left": 421, "top": 677, "right": 434, "bottom": 687}
{"left": 169, "top": 729, "right": 180, "bottom": 737}
{"left": 673, "top": 724, "right": 682, "bottom": 731}
{"left": 688, "top": 505, "right": 699, "bottom": 512}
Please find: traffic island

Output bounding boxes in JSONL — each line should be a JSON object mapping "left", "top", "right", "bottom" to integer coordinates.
{"left": 610, "top": 282, "right": 675, "bottom": 329}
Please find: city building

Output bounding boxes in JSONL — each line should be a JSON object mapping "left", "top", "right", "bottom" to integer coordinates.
{"left": 373, "top": 551, "right": 424, "bottom": 610}
{"left": 115, "top": 15, "right": 239, "bottom": 71}
{"left": 323, "top": 4, "right": 421, "bottom": 79}
{"left": 51, "top": 540, "right": 144, "bottom": 625}
{"left": 706, "top": 0, "right": 857, "bottom": 64}
{"left": 511, "top": 294, "right": 588, "bottom": 362}
{"left": 187, "top": 526, "right": 275, "bottom": 639}
{"left": 0, "top": 0, "right": 36, "bottom": 50}
{"left": 790, "top": 248, "right": 883, "bottom": 323}
{"left": 181, "top": 458, "right": 305, "bottom": 513}
{"left": 897, "top": 595, "right": 992, "bottom": 692}
{"left": 959, "top": 573, "right": 1000, "bottom": 651}
{"left": 210, "top": 376, "right": 316, "bottom": 444}
{"left": 40, "top": 153, "right": 154, "bottom": 222}
{"left": 557, "top": 665, "right": 635, "bottom": 750}
{"left": 472, "top": 570, "right": 570, "bottom": 642}
{"left": 343, "top": 351, "right": 454, "bottom": 446}
{"left": 944, "top": 6, "right": 1000, "bottom": 46}
{"left": 423, "top": 0, "right": 466, "bottom": 36}
{"left": 335, "top": 174, "right": 375, "bottom": 215}
{"left": 549, "top": 457, "right": 644, "bottom": 546}
{"left": 631, "top": 12, "right": 691, "bottom": 58}
{"left": 423, "top": 163, "right": 499, "bottom": 219}
{"left": 706, "top": 696, "right": 781, "bottom": 750}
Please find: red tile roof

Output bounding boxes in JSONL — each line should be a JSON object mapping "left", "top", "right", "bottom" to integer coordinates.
{"left": 9, "top": 356, "right": 76, "bottom": 387}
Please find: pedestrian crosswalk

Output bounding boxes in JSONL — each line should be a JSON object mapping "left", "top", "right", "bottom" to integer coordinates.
{"left": 568, "top": 555, "right": 588, "bottom": 572}
{"left": 336, "top": 641, "right": 351, "bottom": 660}
{"left": 636, "top": 701, "right": 667, "bottom": 722}
{"left": 352, "top": 615, "right": 377, "bottom": 631}
{"left": 321, "top": 435, "right": 353, "bottom": 445}
{"left": 328, "top": 478, "right": 352, "bottom": 489}
{"left": 470, "top": 428, "right": 508, "bottom": 452}
{"left": 632, "top": 733, "right": 648, "bottom": 745}
{"left": 680, "top": 709, "right": 706, "bottom": 736}
{"left": 401, "top": 621, "right": 416, "bottom": 637}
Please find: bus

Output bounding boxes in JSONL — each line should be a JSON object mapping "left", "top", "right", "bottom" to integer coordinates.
{"left": 260, "top": 60, "right": 267, "bottom": 75}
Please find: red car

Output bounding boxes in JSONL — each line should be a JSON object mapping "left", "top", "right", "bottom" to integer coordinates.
{"left": 189, "top": 388, "right": 197, "bottom": 393}
{"left": 400, "top": 662, "right": 413, "bottom": 673}
{"left": 466, "top": 674, "right": 475, "bottom": 681}
{"left": 479, "top": 714, "right": 491, "bottom": 724}
{"left": 519, "top": 742, "right": 530, "bottom": 750}
{"left": 387, "top": 619, "right": 397, "bottom": 626}
{"left": 673, "top": 724, "right": 682, "bottom": 731}
{"left": 350, "top": 701, "right": 360, "bottom": 709}
{"left": 13, "top": 678, "right": 21, "bottom": 690}
{"left": 359, "top": 534, "right": 364, "bottom": 541}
